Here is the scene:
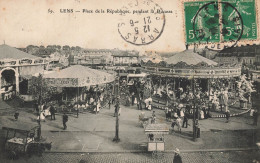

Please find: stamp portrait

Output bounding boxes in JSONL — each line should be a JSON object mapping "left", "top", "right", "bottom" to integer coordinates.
{"left": 184, "top": 0, "right": 258, "bottom": 50}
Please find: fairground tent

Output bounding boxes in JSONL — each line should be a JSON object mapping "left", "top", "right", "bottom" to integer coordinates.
{"left": 43, "top": 65, "right": 115, "bottom": 87}
{"left": 166, "top": 49, "right": 218, "bottom": 66}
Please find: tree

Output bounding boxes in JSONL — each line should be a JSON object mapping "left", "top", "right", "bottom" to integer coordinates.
{"left": 28, "top": 74, "right": 56, "bottom": 104}
{"left": 28, "top": 74, "right": 57, "bottom": 140}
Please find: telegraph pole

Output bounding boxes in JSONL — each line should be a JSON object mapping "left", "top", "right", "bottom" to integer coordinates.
{"left": 37, "top": 74, "right": 42, "bottom": 141}
{"left": 192, "top": 73, "right": 199, "bottom": 142}
{"left": 192, "top": 76, "right": 196, "bottom": 141}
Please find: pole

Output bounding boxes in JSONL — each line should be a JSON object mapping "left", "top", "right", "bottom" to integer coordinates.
{"left": 113, "top": 72, "right": 120, "bottom": 142}
{"left": 208, "top": 78, "right": 211, "bottom": 101}
{"left": 192, "top": 70, "right": 199, "bottom": 142}
{"left": 174, "top": 78, "right": 176, "bottom": 91}
{"left": 95, "top": 85, "right": 98, "bottom": 114}
{"left": 77, "top": 87, "right": 79, "bottom": 117}
{"left": 37, "top": 74, "right": 42, "bottom": 141}
{"left": 192, "top": 77, "right": 196, "bottom": 141}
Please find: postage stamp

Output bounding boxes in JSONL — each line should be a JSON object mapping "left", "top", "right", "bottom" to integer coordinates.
{"left": 184, "top": 0, "right": 258, "bottom": 49}
{"left": 118, "top": 0, "right": 166, "bottom": 46}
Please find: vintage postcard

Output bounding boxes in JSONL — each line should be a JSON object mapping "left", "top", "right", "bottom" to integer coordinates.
{"left": 0, "top": 0, "right": 260, "bottom": 162}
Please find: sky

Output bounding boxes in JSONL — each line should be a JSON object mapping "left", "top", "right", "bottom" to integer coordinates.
{"left": 0, "top": 0, "right": 186, "bottom": 53}
{"left": 0, "top": 0, "right": 260, "bottom": 54}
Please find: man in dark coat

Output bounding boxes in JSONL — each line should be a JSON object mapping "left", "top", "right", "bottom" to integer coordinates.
{"left": 14, "top": 111, "right": 19, "bottom": 121}
{"left": 131, "top": 92, "right": 135, "bottom": 106}
{"left": 62, "top": 113, "right": 68, "bottom": 130}
{"left": 34, "top": 103, "right": 39, "bottom": 113}
{"left": 112, "top": 95, "right": 115, "bottom": 104}
{"left": 173, "top": 148, "right": 182, "bottom": 163}
{"left": 182, "top": 112, "right": 188, "bottom": 128}
{"left": 50, "top": 105, "right": 56, "bottom": 120}
{"left": 108, "top": 97, "right": 111, "bottom": 110}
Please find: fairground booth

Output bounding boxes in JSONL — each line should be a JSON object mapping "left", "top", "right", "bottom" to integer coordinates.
{"left": 0, "top": 44, "right": 46, "bottom": 101}
{"left": 43, "top": 65, "right": 115, "bottom": 113}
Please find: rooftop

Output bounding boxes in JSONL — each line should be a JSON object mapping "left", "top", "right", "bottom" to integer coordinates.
{"left": 0, "top": 44, "right": 37, "bottom": 60}
{"left": 166, "top": 50, "right": 217, "bottom": 66}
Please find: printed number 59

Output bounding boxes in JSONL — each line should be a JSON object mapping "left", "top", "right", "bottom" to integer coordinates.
{"left": 189, "top": 30, "right": 194, "bottom": 39}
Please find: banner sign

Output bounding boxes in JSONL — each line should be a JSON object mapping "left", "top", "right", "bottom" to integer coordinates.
{"left": 44, "top": 78, "right": 78, "bottom": 87}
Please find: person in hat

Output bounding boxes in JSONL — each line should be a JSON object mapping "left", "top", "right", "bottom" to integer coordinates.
{"left": 62, "top": 113, "right": 68, "bottom": 130}
{"left": 108, "top": 96, "right": 111, "bottom": 109}
{"left": 49, "top": 104, "right": 56, "bottom": 120}
{"left": 151, "top": 111, "right": 156, "bottom": 124}
{"left": 182, "top": 111, "right": 189, "bottom": 128}
{"left": 173, "top": 148, "right": 182, "bottom": 163}
{"left": 14, "top": 111, "right": 19, "bottom": 121}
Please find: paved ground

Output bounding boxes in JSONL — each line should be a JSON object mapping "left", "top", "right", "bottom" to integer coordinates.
{"left": 0, "top": 99, "right": 259, "bottom": 162}
{"left": 0, "top": 151, "right": 259, "bottom": 163}
{"left": 0, "top": 101, "right": 259, "bottom": 152}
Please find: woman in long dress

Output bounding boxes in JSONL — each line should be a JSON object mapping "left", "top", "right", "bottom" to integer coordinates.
{"left": 200, "top": 110, "right": 204, "bottom": 120}
{"left": 37, "top": 111, "right": 46, "bottom": 122}
{"left": 223, "top": 88, "right": 229, "bottom": 112}
{"left": 96, "top": 101, "right": 101, "bottom": 113}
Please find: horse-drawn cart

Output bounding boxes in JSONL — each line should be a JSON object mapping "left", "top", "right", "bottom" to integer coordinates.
{"left": 2, "top": 122, "right": 51, "bottom": 159}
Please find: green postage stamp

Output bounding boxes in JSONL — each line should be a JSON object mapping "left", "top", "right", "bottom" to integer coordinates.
{"left": 184, "top": 0, "right": 258, "bottom": 45}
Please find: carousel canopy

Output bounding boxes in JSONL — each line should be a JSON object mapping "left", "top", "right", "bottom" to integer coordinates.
{"left": 0, "top": 44, "right": 37, "bottom": 60}
{"left": 43, "top": 65, "right": 115, "bottom": 87}
{"left": 166, "top": 50, "right": 217, "bottom": 66}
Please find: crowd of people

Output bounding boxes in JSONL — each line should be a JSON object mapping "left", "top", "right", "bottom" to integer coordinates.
{"left": 134, "top": 73, "right": 257, "bottom": 132}
{"left": 21, "top": 73, "right": 257, "bottom": 131}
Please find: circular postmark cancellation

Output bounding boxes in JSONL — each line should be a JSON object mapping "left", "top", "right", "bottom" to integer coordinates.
{"left": 118, "top": 0, "right": 166, "bottom": 46}
{"left": 192, "top": 1, "right": 243, "bottom": 51}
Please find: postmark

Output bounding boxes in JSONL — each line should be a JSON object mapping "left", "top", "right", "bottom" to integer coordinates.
{"left": 184, "top": 0, "right": 257, "bottom": 51}
{"left": 118, "top": 0, "right": 166, "bottom": 46}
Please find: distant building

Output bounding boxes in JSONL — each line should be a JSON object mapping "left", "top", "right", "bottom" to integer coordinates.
{"left": 112, "top": 50, "right": 140, "bottom": 66}
{"left": 254, "top": 48, "right": 260, "bottom": 69}
{"left": 214, "top": 44, "right": 260, "bottom": 67}
{"left": 198, "top": 48, "right": 218, "bottom": 60}
{"left": 72, "top": 50, "right": 112, "bottom": 67}
{"left": 110, "top": 50, "right": 140, "bottom": 78}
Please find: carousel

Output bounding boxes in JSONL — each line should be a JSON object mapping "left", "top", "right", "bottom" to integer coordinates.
{"left": 42, "top": 65, "right": 115, "bottom": 113}
{"left": 141, "top": 49, "right": 242, "bottom": 112}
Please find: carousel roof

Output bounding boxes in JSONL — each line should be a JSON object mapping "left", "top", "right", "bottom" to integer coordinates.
{"left": 43, "top": 65, "right": 115, "bottom": 87}
{"left": 166, "top": 50, "right": 217, "bottom": 66}
{"left": 44, "top": 65, "right": 109, "bottom": 78}
{"left": 0, "top": 44, "right": 37, "bottom": 60}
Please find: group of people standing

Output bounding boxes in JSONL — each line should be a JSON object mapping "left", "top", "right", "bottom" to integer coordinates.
{"left": 34, "top": 102, "right": 69, "bottom": 130}
{"left": 165, "top": 103, "right": 190, "bottom": 132}
{"left": 34, "top": 103, "right": 56, "bottom": 122}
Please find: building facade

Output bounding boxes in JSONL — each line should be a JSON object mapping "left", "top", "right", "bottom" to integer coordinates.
{"left": 214, "top": 44, "right": 260, "bottom": 68}
{"left": 0, "top": 44, "right": 46, "bottom": 99}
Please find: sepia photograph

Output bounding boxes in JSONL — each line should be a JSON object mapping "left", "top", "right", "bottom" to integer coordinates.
{"left": 0, "top": 0, "right": 260, "bottom": 162}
